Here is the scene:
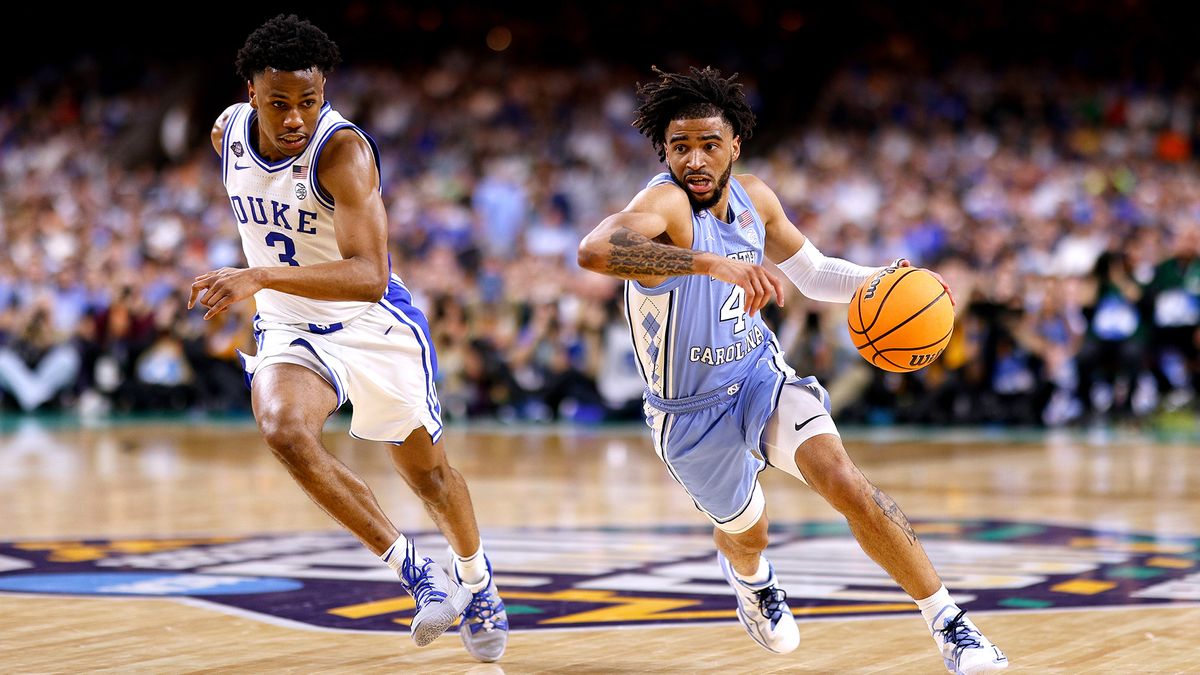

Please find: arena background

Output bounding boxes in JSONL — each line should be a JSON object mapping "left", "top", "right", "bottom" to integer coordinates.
{"left": 0, "top": 2, "right": 1197, "bottom": 430}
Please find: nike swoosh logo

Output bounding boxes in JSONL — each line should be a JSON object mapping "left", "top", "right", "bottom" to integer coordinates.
{"left": 233, "top": 163, "right": 249, "bottom": 170}
{"left": 794, "top": 414, "right": 827, "bottom": 431}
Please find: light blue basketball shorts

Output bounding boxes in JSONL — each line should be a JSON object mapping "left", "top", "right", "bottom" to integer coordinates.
{"left": 643, "top": 367, "right": 838, "bottom": 533}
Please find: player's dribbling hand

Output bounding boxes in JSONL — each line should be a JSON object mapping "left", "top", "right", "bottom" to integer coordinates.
{"left": 895, "top": 259, "right": 955, "bottom": 306}
{"left": 189, "top": 267, "right": 265, "bottom": 320}
{"left": 707, "top": 256, "right": 785, "bottom": 316}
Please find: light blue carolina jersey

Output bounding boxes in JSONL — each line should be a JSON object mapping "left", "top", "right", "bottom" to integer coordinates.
{"left": 625, "top": 173, "right": 793, "bottom": 399}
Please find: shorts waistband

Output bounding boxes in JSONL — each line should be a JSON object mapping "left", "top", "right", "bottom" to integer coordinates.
{"left": 254, "top": 318, "right": 347, "bottom": 335}
{"left": 645, "top": 380, "right": 743, "bottom": 414}
{"left": 305, "top": 322, "right": 344, "bottom": 334}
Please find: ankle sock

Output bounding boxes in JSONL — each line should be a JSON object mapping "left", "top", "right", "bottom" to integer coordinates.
{"left": 454, "top": 545, "right": 488, "bottom": 591}
{"left": 381, "top": 535, "right": 411, "bottom": 573}
{"left": 733, "top": 555, "right": 771, "bottom": 586}
{"left": 915, "top": 585, "right": 955, "bottom": 628}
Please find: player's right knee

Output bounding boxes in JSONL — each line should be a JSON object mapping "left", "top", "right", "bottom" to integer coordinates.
{"left": 258, "top": 414, "right": 318, "bottom": 457}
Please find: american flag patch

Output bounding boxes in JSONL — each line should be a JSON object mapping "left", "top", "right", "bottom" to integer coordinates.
{"left": 292, "top": 165, "right": 308, "bottom": 179}
{"left": 737, "top": 210, "right": 754, "bottom": 228}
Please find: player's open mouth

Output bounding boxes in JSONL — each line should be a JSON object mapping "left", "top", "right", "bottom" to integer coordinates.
{"left": 685, "top": 175, "right": 713, "bottom": 194}
{"left": 279, "top": 135, "right": 307, "bottom": 150}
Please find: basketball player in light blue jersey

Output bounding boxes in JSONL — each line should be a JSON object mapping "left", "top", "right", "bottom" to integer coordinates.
{"left": 188, "top": 15, "right": 506, "bottom": 661}
{"left": 579, "top": 67, "right": 1007, "bottom": 674}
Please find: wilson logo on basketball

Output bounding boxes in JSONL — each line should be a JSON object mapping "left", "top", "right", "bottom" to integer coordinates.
{"left": 0, "top": 521, "right": 1194, "bottom": 634}
{"left": 862, "top": 267, "right": 896, "bottom": 301}
{"left": 908, "top": 350, "right": 943, "bottom": 367}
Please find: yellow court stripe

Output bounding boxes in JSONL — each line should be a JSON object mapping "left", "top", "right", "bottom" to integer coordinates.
{"left": 330, "top": 589, "right": 620, "bottom": 619}
{"left": 1069, "top": 538, "right": 1193, "bottom": 554}
{"left": 1146, "top": 556, "right": 1195, "bottom": 569}
{"left": 330, "top": 590, "right": 916, "bottom": 626}
{"left": 329, "top": 596, "right": 415, "bottom": 619}
{"left": 1051, "top": 579, "right": 1116, "bottom": 595}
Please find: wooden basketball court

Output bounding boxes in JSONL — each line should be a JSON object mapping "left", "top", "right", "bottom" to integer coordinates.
{"left": 1, "top": 419, "right": 1197, "bottom": 672}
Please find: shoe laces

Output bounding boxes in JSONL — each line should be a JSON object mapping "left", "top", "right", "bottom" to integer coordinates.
{"left": 753, "top": 585, "right": 787, "bottom": 625}
{"left": 401, "top": 555, "right": 447, "bottom": 609}
{"left": 465, "top": 587, "right": 507, "bottom": 633}
{"left": 938, "top": 609, "right": 981, "bottom": 649}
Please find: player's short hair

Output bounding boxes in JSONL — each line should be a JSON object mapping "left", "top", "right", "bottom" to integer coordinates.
{"left": 632, "top": 66, "right": 757, "bottom": 162}
{"left": 236, "top": 14, "right": 342, "bottom": 82}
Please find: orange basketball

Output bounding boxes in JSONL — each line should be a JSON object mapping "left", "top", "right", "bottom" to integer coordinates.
{"left": 848, "top": 266, "right": 954, "bottom": 372}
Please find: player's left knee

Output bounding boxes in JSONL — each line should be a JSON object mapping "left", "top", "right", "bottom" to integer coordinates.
{"left": 404, "top": 464, "right": 454, "bottom": 505}
{"left": 811, "top": 462, "right": 872, "bottom": 515}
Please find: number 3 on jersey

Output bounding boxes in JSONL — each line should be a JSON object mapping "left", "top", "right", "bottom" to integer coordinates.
{"left": 720, "top": 286, "right": 747, "bottom": 334}
{"left": 265, "top": 232, "right": 299, "bottom": 266}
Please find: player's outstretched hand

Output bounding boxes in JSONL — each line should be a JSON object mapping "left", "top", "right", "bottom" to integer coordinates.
{"left": 895, "top": 259, "right": 955, "bottom": 306}
{"left": 189, "top": 267, "right": 265, "bottom": 320}
{"left": 708, "top": 257, "right": 784, "bottom": 316}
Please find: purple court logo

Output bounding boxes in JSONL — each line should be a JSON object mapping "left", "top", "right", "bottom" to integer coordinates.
{"left": 0, "top": 521, "right": 1196, "bottom": 633}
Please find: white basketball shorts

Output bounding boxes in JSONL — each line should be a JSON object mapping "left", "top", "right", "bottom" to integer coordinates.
{"left": 238, "top": 298, "right": 443, "bottom": 445}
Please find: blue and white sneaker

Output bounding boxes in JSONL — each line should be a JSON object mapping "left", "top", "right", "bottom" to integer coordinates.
{"left": 931, "top": 606, "right": 1008, "bottom": 674}
{"left": 454, "top": 554, "right": 509, "bottom": 662}
{"left": 717, "top": 552, "right": 799, "bottom": 654}
{"left": 398, "top": 543, "right": 471, "bottom": 647}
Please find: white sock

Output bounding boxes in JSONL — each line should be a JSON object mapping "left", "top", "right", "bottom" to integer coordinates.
{"left": 380, "top": 535, "right": 411, "bottom": 573}
{"left": 733, "top": 555, "right": 771, "bottom": 586}
{"left": 915, "top": 585, "right": 956, "bottom": 628}
{"left": 453, "top": 545, "right": 488, "bottom": 591}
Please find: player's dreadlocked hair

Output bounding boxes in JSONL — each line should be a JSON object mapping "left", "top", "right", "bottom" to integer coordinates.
{"left": 236, "top": 14, "right": 342, "bottom": 82}
{"left": 633, "top": 66, "right": 756, "bottom": 162}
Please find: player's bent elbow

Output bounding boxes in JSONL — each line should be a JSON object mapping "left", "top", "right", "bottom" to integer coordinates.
{"left": 577, "top": 244, "right": 602, "bottom": 272}
{"left": 351, "top": 258, "right": 390, "bottom": 301}
{"left": 364, "top": 277, "right": 390, "bottom": 301}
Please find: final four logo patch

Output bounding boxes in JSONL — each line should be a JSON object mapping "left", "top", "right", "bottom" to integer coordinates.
{"left": 0, "top": 520, "right": 1195, "bottom": 633}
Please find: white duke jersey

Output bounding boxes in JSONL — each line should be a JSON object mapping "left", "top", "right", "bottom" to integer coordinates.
{"left": 220, "top": 101, "right": 383, "bottom": 326}
{"left": 625, "top": 173, "right": 791, "bottom": 399}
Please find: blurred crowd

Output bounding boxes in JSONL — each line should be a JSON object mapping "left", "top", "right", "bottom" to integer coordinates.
{"left": 1, "top": 54, "right": 1198, "bottom": 427}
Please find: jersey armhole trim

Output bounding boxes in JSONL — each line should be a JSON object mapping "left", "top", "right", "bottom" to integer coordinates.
{"left": 311, "top": 125, "right": 382, "bottom": 210}
{"left": 221, "top": 105, "right": 241, "bottom": 187}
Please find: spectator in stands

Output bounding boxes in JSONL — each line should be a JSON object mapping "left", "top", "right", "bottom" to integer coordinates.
{"left": 1077, "top": 250, "right": 1147, "bottom": 421}
{"left": 1144, "top": 227, "right": 1200, "bottom": 408}
{"left": 0, "top": 302, "right": 81, "bottom": 412}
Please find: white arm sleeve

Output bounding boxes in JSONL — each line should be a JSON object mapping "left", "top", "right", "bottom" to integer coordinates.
{"left": 776, "top": 239, "right": 887, "bottom": 303}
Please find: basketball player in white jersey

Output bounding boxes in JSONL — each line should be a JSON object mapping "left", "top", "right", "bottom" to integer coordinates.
{"left": 579, "top": 67, "right": 1007, "bottom": 674}
{"left": 188, "top": 14, "right": 506, "bottom": 661}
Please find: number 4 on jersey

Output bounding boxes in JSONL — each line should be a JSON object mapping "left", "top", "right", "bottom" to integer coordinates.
{"left": 720, "top": 286, "right": 747, "bottom": 334}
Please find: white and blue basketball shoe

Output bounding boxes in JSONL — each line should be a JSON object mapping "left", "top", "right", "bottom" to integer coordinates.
{"left": 454, "top": 554, "right": 509, "bottom": 662}
{"left": 398, "top": 545, "right": 471, "bottom": 647}
{"left": 718, "top": 552, "right": 800, "bottom": 654}
{"left": 930, "top": 606, "right": 1009, "bottom": 674}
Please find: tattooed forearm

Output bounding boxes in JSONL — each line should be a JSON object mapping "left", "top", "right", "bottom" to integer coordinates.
{"left": 872, "top": 487, "right": 918, "bottom": 545}
{"left": 606, "top": 228, "right": 696, "bottom": 277}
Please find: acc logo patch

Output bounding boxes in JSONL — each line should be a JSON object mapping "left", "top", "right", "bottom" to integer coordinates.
{"left": 0, "top": 521, "right": 1196, "bottom": 633}
{"left": 230, "top": 141, "right": 244, "bottom": 157}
